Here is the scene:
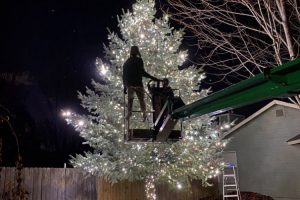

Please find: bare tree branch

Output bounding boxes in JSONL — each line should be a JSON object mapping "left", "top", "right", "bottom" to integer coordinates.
{"left": 164, "top": 0, "right": 300, "bottom": 104}
{"left": 165, "top": 0, "right": 299, "bottom": 77}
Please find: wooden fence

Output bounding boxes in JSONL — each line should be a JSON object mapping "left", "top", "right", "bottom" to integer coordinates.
{"left": 0, "top": 167, "right": 218, "bottom": 200}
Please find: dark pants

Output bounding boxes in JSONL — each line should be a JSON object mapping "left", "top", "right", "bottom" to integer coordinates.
{"left": 127, "top": 86, "right": 146, "bottom": 116}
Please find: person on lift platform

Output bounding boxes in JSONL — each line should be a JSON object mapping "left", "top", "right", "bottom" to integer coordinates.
{"left": 122, "top": 46, "right": 160, "bottom": 122}
{"left": 148, "top": 78, "right": 174, "bottom": 123}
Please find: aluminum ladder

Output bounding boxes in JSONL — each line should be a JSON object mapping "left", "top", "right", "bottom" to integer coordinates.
{"left": 223, "top": 163, "right": 241, "bottom": 200}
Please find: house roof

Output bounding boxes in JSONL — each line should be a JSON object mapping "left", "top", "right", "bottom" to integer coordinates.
{"left": 222, "top": 100, "right": 300, "bottom": 139}
{"left": 287, "top": 134, "right": 300, "bottom": 145}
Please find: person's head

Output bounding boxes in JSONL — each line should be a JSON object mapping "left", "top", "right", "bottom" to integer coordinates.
{"left": 162, "top": 78, "right": 169, "bottom": 87}
{"left": 130, "top": 46, "right": 141, "bottom": 57}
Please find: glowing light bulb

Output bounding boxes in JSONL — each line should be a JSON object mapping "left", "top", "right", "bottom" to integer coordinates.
{"left": 101, "top": 65, "right": 108, "bottom": 75}
{"left": 78, "top": 120, "right": 84, "bottom": 126}
{"left": 164, "top": 14, "right": 169, "bottom": 20}
{"left": 177, "top": 183, "right": 182, "bottom": 189}
{"left": 62, "top": 110, "right": 71, "bottom": 117}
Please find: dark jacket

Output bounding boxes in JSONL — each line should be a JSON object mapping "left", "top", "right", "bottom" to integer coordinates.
{"left": 122, "top": 56, "right": 157, "bottom": 87}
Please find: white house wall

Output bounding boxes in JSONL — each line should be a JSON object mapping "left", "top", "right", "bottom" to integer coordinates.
{"left": 224, "top": 105, "right": 300, "bottom": 200}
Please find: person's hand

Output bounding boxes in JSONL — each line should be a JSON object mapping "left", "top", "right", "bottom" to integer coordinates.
{"left": 123, "top": 88, "right": 127, "bottom": 94}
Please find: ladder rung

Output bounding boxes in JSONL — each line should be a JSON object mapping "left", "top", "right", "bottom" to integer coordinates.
{"left": 224, "top": 174, "right": 235, "bottom": 176}
{"left": 128, "top": 118, "right": 152, "bottom": 122}
{"left": 131, "top": 110, "right": 153, "bottom": 113}
{"left": 224, "top": 184, "right": 237, "bottom": 187}
{"left": 224, "top": 195, "right": 239, "bottom": 197}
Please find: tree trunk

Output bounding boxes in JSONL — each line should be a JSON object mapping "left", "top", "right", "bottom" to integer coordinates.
{"left": 277, "top": 0, "right": 295, "bottom": 60}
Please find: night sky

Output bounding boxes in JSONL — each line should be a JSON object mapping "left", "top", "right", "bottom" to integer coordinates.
{"left": 1, "top": 0, "right": 135, "bottom": 100}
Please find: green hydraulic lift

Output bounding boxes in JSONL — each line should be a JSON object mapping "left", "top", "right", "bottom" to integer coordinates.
{"left": 156, "top": 58, "right": 300, "bottom": 141}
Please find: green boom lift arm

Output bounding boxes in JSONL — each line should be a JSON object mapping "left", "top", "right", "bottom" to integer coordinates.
{"left": 171, "top": 58, "right": 300, "bottom": 120}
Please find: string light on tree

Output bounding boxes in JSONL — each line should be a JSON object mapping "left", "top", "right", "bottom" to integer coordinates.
{"left": 177, "top": 182, "right": 182, "bottom": 189}
{"left": 145, "top": 176, "right": 157, "bottom": 200}
{"left": 100, "top": 65, "right": 108, "bottom": 75}
{"left": 77, "top": 120, "right": 84, "bottom": 126}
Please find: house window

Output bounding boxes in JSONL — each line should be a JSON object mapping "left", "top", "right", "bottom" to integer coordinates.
{"left": 275, "top": 109, "right": 284, "bottom": 117}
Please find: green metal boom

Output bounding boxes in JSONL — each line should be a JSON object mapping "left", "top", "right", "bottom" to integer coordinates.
{"left": 171, "top": 58, "right": 300, "bottom": 120}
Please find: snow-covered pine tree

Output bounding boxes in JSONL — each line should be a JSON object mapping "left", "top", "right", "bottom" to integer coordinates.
{"left": 63, "top": 0, "right": 226, "bottom": 194}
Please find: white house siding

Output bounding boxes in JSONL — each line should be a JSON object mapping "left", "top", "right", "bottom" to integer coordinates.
{"left": 224, "top": 105, "right": 300, "bottom": 200}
